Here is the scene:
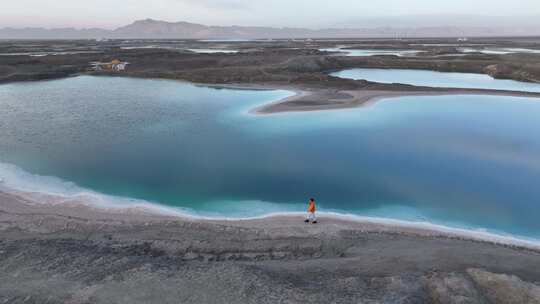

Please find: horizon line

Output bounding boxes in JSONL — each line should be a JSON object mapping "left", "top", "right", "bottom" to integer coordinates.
{"left": 2, "top": 14, "right": 540, "bottom": 31}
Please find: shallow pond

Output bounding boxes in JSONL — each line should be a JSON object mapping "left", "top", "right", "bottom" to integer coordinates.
{"left": 331, "top": 68, "right": 540, "bottom": 92}
{"left": 320, "top": 48, "right": 421, "bottom": 57}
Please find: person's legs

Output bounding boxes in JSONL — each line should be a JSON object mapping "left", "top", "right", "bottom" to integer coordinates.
{"left": 311, "top": 212, "right": 317, "bottom": 224}
{"left": 305, "top": 212, "right": 316, "bottom": 223}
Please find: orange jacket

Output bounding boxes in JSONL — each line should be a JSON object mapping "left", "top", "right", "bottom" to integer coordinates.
{"left": 308, "top": 201, "right": 316, "bottom": 213}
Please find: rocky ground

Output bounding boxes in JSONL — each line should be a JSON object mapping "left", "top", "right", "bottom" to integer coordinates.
{"left": 1, "top": 190, "right": 540, "bottom": 303}
{"left": 2, "top": 38, "right": 540, "bottom": 83}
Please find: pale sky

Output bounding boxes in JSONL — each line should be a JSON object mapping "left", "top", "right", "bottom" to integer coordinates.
{"left": 1, "top": 0, "right": 540, "bottom": 29}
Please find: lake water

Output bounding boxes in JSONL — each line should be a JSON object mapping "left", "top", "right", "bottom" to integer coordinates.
{"left": 187, "top": 49, "right": 238, "bottom": 54}
{"left": 119, "top": 46, "right": 239, "bottom": 54}
{"left": 1, "top": 76, "right": 540, "bottom": 241}
{"left": 0, "top": 51, "right": 102, "bottom": 57}
{"left": 331, "top": 68, "right": 540, "bottom": 92}
{"left": 321, "top": 48, "right": 421, "bottom": 57}
{"left": 459, "top": 47, "right": 540, "bottom": 55}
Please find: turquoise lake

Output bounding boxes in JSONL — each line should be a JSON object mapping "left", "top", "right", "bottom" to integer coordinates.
{"left": 1, "top": 76, "right": 540, "bottom": 240}
{"left": 331, "top": 68, "right": 540, "bottom": 92}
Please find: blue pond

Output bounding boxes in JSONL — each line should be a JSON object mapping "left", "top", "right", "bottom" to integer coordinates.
{"left": 1, "top": 76, "right": 540, "bottom": 240}
{"left": 331, "top": 68, "right": 540, "bottom": 92}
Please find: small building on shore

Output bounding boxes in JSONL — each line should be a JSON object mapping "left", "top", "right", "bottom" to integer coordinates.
{"left": 91, "top": 59, "right": 129, "bottom": 72}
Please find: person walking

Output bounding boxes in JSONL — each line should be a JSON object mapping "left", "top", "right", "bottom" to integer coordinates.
{"left": 304, "top": 198, "right": 317, "bottom": 224}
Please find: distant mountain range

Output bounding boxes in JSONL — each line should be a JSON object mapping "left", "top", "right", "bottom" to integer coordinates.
{"left": 1, "top": 18, "right": 540, "bottom": 39}
{"left": 328, "top": 14, "right": 540, "bottom": 29}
